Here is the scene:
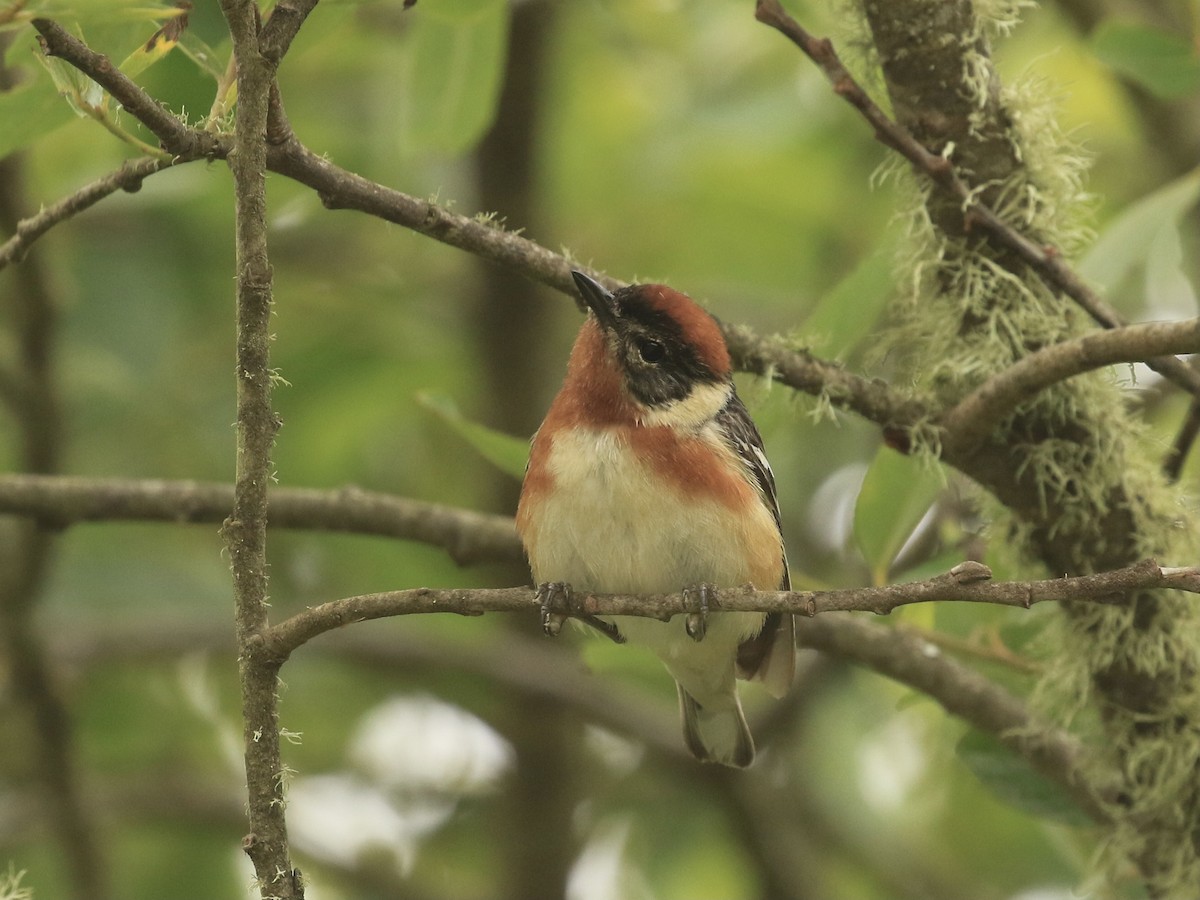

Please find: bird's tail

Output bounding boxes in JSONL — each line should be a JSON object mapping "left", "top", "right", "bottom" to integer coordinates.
{"left": 677, "top": 684, "right": 754, "bottom": 768}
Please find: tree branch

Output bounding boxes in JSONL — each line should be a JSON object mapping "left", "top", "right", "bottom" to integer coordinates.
{"left": 206, "top": 558, "right": 1170, "bottom": 855}
{"left": 1164, "top": 391, "right": 1200, "bottom": 482}
{"left": 941, "top": 318, "right": 1200, "bottom": 456}
{"left": 49, "top": 611, "right": 1110, "bottom": 832}
{"left": 262, "top": 558, "right": 1200, "bottom": 660}
{"left": 795, "top": 613, "right": 1114, "bottom": 824}
{"left": 266, "top": 141, "right": 927, "bottom": 431}
{"left": 0, "top": 474, "right": 522, "bottom": 565}
{"left": 0, "top": 157, "right": 177, "bottom": 272}
{"left": 214, "top": 0, "right": 300, "bottom": 895}
{"left": 752, "top": 0, "right": 1200, "bottom": 400}
{"left": 258, "top": 0, "right": 320, "bottom": 65}
{"left": 26, "top": 18, "right": 927, "bottom": 438}
{"left": 32, "top": 18, "right": 221, "bottom": 161}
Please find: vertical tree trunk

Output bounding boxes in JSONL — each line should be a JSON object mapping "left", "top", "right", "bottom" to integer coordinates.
{"left": 470, "top": 5, "right": 582, "bottom": 899}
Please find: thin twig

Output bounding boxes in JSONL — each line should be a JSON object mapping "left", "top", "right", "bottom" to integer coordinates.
{"left": 0, "top": 157, "right": 177, "bottom": 271}
{"left": 32, "top": 18, "right": 221, "bottom": 161}
{"left": 752, "top": 0, "right": 1200, "bottom": 400}
{"left": 941, "top": 318, "right": 1200, "bottom": 456}
{"left": 1164, "top": 392, "right": 1200, "bottom": 482}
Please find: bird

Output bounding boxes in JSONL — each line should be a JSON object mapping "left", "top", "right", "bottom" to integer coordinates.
{"left": 515, "top": 269, "right": 795, "bottom": 767}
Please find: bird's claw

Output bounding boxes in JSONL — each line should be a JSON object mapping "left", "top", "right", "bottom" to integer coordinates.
{"left": 581, "top": 614, "right": 626, "bottom": 644}
{"left": 535, "top": 582, "right": 626, "bottom": 644}
{"left": 536, "top": 581, "right": 572, "bottom": 637}
{"left": 683, "top": 583, "right": 715, "bottom": 642}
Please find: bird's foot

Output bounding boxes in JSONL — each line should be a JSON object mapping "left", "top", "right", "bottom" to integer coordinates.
{"left": 682, "top": 583, "right": 716, "bottom": 642}
{"left": 536, "top": 581, "right": 573, "bottom": 637}
{"left": 534, "top": 582, "right": 625, "bottom": 644}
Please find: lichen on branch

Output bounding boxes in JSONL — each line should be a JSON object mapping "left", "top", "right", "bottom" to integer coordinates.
{"left": 851, "top": 0, "right": 1200, "bottom": 891}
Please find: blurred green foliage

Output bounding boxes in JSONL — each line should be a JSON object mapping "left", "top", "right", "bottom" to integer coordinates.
{"left": 1, "top": 0, "right": 1198, "bottom": 898}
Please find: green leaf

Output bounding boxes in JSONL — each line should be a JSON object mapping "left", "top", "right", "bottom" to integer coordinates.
{"left": 396, "top": 1, "right": 508, "bottom": 156}
{"left": 1090, "top": 21, "right": 1200, "bottom": 100}
{"left": 416, "top": 0, "right": 507, "bottom": 22}
{"left": 1079, "top": 168, "right": 1200, "bottom": 295}
{"left": 956, "top": 729, "right": 1093, "bottom": 826}
{"left": 20, "top": 2, "right": 188, "bottom": 27}
{"left": 176, "top": 31, "right": 229, "bottom": 84}
{"left": 853, "top": 447, "right": 943, "bottom": 585}
{"left": 117, "top": 5, "right": 190, "bottom": 81}
{"left": 416, "top": 392, "right": 529, "bottom": 481}
{"left": 797, "top": 242, "right": 895, "bottom": 358}
{"left": 0, "top": 68, "right": 75, "bottom": 157}
{"left": 1144, "top": 208, "right": 1197, "bottom": 315}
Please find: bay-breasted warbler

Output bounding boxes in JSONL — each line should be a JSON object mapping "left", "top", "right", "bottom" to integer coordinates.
{"left": 515, "top": 270, "right": 795, "bottom": 767}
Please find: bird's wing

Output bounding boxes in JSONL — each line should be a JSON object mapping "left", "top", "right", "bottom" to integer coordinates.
{"left": 717, "top": 389, "right": 796, "bottom": 697}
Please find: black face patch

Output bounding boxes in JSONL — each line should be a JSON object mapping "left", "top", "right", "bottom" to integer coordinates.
{"left": 607, "top": 288, "right": 722, "bottom": 408}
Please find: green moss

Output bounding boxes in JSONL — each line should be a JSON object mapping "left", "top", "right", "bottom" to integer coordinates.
{"left": 855, "top": 0, "right": 1200, "bottom": 893}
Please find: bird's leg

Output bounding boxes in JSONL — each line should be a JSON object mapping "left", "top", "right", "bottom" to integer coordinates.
{"left": 534, "top": 582, "right": 625, "bottom": 644}
{"left": 682, "top": 583, "right": 716, "bottom": 642}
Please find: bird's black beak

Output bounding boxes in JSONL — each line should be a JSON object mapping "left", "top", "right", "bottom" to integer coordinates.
{"left": 571, "top": 270, "right": 620, "bottom": 332}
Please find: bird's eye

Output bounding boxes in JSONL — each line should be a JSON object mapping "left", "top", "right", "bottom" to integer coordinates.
{"left": 635, "top": 337, "right": 666, "bottom": 364}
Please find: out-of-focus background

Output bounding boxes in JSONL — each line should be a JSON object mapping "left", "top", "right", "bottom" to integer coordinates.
{"left": 2, "top": 0, "right": 1198, "bottom": 897}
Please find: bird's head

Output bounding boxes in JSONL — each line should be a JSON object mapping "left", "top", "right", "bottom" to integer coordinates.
{"left": 568, "top": 270, "right": 733, "bottom": 428}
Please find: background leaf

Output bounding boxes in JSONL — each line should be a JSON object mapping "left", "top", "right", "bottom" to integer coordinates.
{"left": 854, "top": 447, "right": 943, "bottom": 585}
{"left": 1089, "top": 21, "right": 1200, "bottom": 100}
{"left": 117, "top": 5, "right": 190, "bottom": 81}
{"left": 396, "top": 1, "right": 508, "bottom": 156}
{"left": 417, "top": 392, "right": 529, "bottom": 481}
{"left": 0, "top": 70, "right": 75, "bottom": 157}
{"left": 796, "top": 240, "right": 895, "bottom": 358}
{"left": 957, "top": 729, "right": 1093, "bottom": 826}
{"left": 1078, "top": 168, "right": 1200, "bottom": 299}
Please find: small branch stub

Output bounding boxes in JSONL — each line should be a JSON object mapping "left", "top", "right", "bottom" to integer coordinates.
{"left": 951, "top": 560, "right": 993, "bottom": 584}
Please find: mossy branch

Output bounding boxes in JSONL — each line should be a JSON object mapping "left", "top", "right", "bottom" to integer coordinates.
{"left": 752, "top": 0, "right": 1200, "bottom": 401}
{"left": 941, "top": 317, "right": 1200, "bottom": 456}
{"left": 827, "top": 0, "right": 1200, "bottom": 892}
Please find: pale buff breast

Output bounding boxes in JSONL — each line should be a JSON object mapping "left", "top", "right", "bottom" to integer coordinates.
{"left": 520, "top": 425, "right": 782, "bottom": 697}
{"left": 525, "top": 426, "right": 780, "bottom": 592}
